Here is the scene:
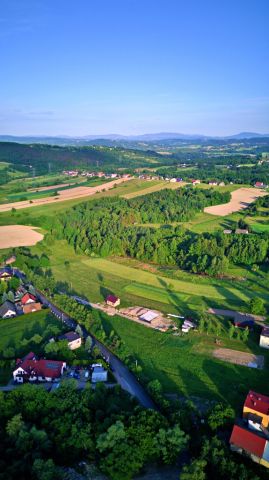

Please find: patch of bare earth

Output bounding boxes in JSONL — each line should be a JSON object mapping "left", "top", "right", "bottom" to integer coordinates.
{"left": 204, "top": 187, "right": 268, "bottom": 216}
{"left": 213, "top": 348, "right": 264, "bottom": 369}
{"left": 0, "top": 225, "right": 44, "bottom": 249}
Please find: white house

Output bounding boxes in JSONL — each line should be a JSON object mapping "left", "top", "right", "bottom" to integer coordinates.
{"left": 0, "top": 301, "right": 17, "bottom": 319}
{"left": 13, "top": 352, "right": 66, "bottom": 383}
{"left": 59, "top": 331, "right": 82, "bottom": 350}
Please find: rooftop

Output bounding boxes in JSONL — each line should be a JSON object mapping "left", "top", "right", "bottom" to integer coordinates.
{"left": 59, "top": 331, "right": 80, "bottom": 342}
{"left": 261, "top": 327, "right": 269, "bottom": 338}
{"left": 244, "top": 390, "right": 269, "bottom": 415}
{"left": 230, "top": 424, "right": 266, "bottom": 457}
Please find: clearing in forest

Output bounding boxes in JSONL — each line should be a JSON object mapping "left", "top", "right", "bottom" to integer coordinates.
{"left": 204, "top": 187, "right": 268, "bottom": 216}
{"left": 0, "top": 225, "right": 43, "bottom": 248}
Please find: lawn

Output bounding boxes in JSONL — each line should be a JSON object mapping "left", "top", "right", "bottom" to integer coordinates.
{"left": 0, "top": 309, "right": 60, "bottom": 353}
{"left": 102, "top": 314, "right": 269, "bottom": 409}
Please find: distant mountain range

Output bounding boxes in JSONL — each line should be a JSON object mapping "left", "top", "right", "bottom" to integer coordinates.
{"left": 0, "top": 132, "right": 268, "bottom": 145}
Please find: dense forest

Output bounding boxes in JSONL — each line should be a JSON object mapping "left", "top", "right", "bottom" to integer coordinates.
{"left": 56, "top": 188, "right": 269, "bottom": 275}
{"left": 1, "top": 382, "right": 266, "bottom": 480}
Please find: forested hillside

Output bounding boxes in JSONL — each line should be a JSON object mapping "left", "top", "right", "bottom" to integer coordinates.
{"left": 0, "top": 142, "right": 164, "bottom": 175}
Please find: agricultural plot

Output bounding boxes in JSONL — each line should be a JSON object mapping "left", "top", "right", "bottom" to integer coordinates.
{"left": 122, "top": 181, "right": 186, "bottom": 199}
{"left": 204, "top": 187, "right": 268, "bottom": 216}
{"left": 0, "top": 225, "right": 43, "bottom": 249}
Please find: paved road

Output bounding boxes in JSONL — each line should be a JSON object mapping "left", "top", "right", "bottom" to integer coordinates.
{"left": 36, "top": 290, "right": 156, "bottom": 409}
{"left": 208, "top": 308, "right": 266, "bottom": 325}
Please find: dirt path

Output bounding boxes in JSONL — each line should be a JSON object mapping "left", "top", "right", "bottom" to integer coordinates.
{"left": 0, "top": 225, "right": 44, "bottom": 248}
{"left": 204, "top": 187, "right": 268, "bottom": 216}
{"left": 0, "top": 177, "right": 132, "bottom": 212}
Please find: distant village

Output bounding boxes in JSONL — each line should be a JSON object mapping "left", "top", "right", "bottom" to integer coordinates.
{"left": 62, "top": 169, "right": 267, "bottom": 189}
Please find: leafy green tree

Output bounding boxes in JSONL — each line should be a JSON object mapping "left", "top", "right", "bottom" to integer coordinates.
{"left": 32, "top": 459, "right": 60, "bottom": 480}
{"left": 249, "top": 297, "right": 266, "bottom": 315}
{"left": 85, "top": 335, "right": 93, "bottom": 352}
{"left": 207, "top": 403, "right": 235, "bottom": 431}
{"left": 180, "top": 459, "right": 207, "bottom": 480}
{"left": 155, "top": 425, "right": 188, "bottom": 464}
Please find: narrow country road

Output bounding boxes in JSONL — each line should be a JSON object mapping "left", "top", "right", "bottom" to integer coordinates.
{"left": 36, "top": 290, "right": 156, "bottom": 409}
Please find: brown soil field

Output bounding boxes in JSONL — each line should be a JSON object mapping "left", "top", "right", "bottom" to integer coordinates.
{"left": 0, "top": 225, "right": 44, "bottom": 249}
{"left": 0, "top": 177, "right": 132, "bottom": 212}
{"left": 204, "top": 187, "right": 268, "bottom": 216}
{"left": 213, "top": 347, "right": 264, "bottom": 369}
{"left": 28, "top": 182, "right": 77, "bottom": 192}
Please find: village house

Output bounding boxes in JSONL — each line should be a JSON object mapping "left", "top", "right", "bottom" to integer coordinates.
{"left": 91, "top": 363, "right": 108, "bottom": 383}
{"left": 0, "top": 267, "right": 13, "bottom": 282}
{"left": 21, "top": 292, "right": 37, "bottom": 305}
{"left": 58, "top": 331, "right": 82, "bottom": 350}
{"left": 22, "top": 302, "right": 42, "bottom": 314}
{"left": 230, "top": 423, "right": 269, "bottom": 468}
{"left": 243, "top": 391, "right": 269, "bottom": 429}
{"left": 260, "top": 326, "right": 269, "bottom": 349}
{"left": 106, "top": 295, "right": 120, "bottom": 307}
{"left": 191, "top": 179, "right": 201, "bottom": 185}
{"left": 255, "top": 182, "right": 267, "bottom": 189}
{"left": 229, "top": 391, "right": 269, "bottom": 468}
{"left": 0, "top": 300, "right": 17, "bottom": 319}
{"left": 209, "top": 181, "right": 218, "bottom": 186}
{"left": 13, "top": 352, "right": 66, "bottom": 383}
{"left": 223, "top": 229, "right": 232, "bottom": 234}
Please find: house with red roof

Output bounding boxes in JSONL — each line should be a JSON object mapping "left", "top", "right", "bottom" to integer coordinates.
{"left": 21, "top": 293, "right": 37, "bottom": 305}
{"left": 254, "top": 182, "right": 267, "bottom": 189}
{"left": 106, "top": 294, "right": 120, "bottom": 307}
{"left": 229, "top": 391, "right": 269, "bottom": 468}
{"left": 243, "top": 390, "right": 269, "bottom": 428}
{"left": 13, "top": 352, "right": 66, "bottom": 383}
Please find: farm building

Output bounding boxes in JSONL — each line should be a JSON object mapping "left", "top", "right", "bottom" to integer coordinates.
{"left": 59, "top": 331, "right": 82, "bottom": 350}
{"left": 91, "top": 364, "right": 108, "bottom": 383}
{"left": 260, "top": 327, "right": 269, "bottom": 349}
{"left": 255, "top": 182, "right": 267, "bottom": 189}
{"left": 13, "top": 352, "right": 66, "bottom": 383}
{"left": 106, "top": 295, "right": 120, "bottom": 307}
{"left": 0, "top": 300, "right": 17, "bottom": 319}
{"left": 139, "top": 310, "right": 159, "bottom": 323}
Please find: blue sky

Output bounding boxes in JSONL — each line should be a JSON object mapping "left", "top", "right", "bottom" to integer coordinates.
{"left": 0, "top": 0, "right": 268, "bottom": 136}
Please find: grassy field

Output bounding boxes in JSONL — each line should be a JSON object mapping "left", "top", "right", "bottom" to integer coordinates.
{"left": 122, "top": 181, "right": 186, "bottom": 199}
{"left": 102, "top": 314, "right": 269, "bottom": 408}
{"left": 40, "top": 241, "right": 269, "bottom": 318}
